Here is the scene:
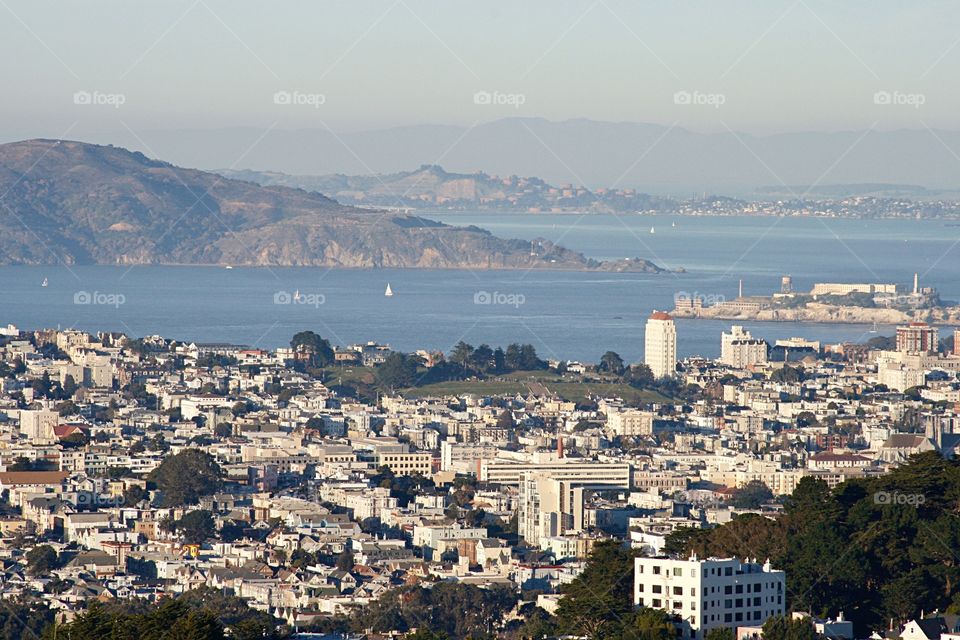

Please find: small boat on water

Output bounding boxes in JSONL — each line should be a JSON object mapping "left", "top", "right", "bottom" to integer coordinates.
{"left": 41, "top": 278, "right": 48, "bottom": 287}
{"left": 225, "top": 265, "right": 233, "bottom": 270}
{"left": 650, "top": 226, "right": 655, "bottom": 234}
{"left": 293, "top": 289, "right": 301, "bottom": 301}
{"left": 384, "top": 283, "right": 394, "bottom": 297}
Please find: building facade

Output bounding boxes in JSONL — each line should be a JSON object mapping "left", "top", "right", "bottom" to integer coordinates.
{"left": 896, "top": 322, "right": 939, "bottom": 354}
{"left": 721, "top": 326, "right": 768, "bottom": 368}
{"left": 645, "top": 311, "right": 677, "bottom": 379}
{"left": 634, "top": 556, "right": 786, "bottom": 640}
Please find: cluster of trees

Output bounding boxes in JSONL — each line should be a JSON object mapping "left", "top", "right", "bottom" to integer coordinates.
{"left": 161, "top": 510, "right": 217, "bottom": 544}
{"left": 147, "top": 449, "right": 223, "bottom": 507}
{"left": 729, "top": 480, "right": 775, "bottom": 509}
{"left": 28, "top": 371, "right": 77, "bottom": 401}
{"left": 550, "top": 540, "right": 682, "bottom": 640}
{"left": 376, "top": 352, "right": 423, "bottom": 390}
{"left": 291, "top": 331, "right": 334, "bottom": 368}
{"left": 26, "top": 545, "right": 59, "bottom": 575}
{"left": 51, "top": 588, "right": 284, "bottom": 639}
{"left": 448, "top": 342, "right": 546, "bottom": 375}
{"left": 371, "top": 465, "right": 436, "bottom": 507}
{"left": 665, "top": 452, "right": 960, "bottom": 631}
{"left": 348, "top": 582, "right": 518, "bottom": 638}
{"left": 0, "top": 599, "right": 53, "bottom": 639}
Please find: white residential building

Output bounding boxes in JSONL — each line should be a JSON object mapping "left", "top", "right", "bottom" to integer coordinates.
{"left": 518, "top": 472, "right": 584, "bottom": 548}
{"left": 721, "top": 326, "right": 768, "bottom": 368}
{"left": 645, "top": 311, "right": 677, "bottom": 379}
{"left": 634, "top": 556, "right": 786, "bottom": 640}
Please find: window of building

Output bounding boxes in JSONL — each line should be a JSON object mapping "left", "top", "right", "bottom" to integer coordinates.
{"left": 673, "top": 586, "right": 683, "bottom": 595}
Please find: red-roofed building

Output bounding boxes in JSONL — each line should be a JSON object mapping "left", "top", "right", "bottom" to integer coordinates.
{"left": 53, "top": 424, "right": 87, "bottom": 440}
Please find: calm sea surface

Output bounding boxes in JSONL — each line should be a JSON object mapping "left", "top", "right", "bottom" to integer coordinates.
{"left": 2, "top": 214, "right": 959, "bottom": 361}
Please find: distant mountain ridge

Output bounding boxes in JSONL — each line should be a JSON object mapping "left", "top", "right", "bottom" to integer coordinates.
{"left": 85, "top": 118, "right": 960, "bottom": 195}
{"left": 218, "top": 164, "right": 674, "bottom": 213}
{"left": 0, "top": 139, "right": 664, "bottom": 271}
{"left": 217, "top": 165, "right": 960, "bottom": 218}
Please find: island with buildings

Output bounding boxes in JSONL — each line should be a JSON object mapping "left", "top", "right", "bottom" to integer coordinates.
{"left": 673, "top": 273, "right": 960, "bottom": 326}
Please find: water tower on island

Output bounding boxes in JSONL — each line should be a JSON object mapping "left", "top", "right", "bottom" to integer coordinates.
{"left": 781, "top": 275, "right": 793, "bottom": 294}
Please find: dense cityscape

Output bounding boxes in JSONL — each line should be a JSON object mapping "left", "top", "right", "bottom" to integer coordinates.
{"left": 0, "top": 314, "right": 957, "bottom": 639}
{"left": 3, "top": 2, "right": 959, "bottom": 639}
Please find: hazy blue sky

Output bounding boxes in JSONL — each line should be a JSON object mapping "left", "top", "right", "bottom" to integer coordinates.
{"left": 1, "top": 0, "right": 958, "bottom": 137}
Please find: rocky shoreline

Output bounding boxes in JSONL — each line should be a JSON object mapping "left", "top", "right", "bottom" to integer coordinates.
{"left": 672, "top": 302, "right": 960, "bottom": 325}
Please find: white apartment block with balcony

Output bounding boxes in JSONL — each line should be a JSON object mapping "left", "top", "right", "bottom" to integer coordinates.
{"left": 721, "top": 326, "right": 768, "bottom": 368}
{"left": 634, "top": 556, "right": 785, "bottom": 640}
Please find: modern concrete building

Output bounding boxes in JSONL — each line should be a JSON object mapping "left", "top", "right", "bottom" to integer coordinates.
{"left": 634, "top": 556, "right": 786, "bottom": 640}
{"left": 645, "top": 311, "right": 677, "bottom": 378}
{"left": 518, "top": 472, "right": 584, "bottom": 548}
{"left": 478, "top": 460, "right": 632, "bottom": 488}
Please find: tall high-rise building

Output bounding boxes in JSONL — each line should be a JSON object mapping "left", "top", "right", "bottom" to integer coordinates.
{"left": 896, "top": 322, "right": 938, "bottom": 354}
{"left": 645, "top": 311, "right": 677, "bottom": 378}
{"left": 518, "top": 472, "right": 584, "bottom": 549}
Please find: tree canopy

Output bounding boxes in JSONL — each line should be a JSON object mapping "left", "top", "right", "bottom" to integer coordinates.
{"left": 147, "top": 449, "right": 223, "bottom": 507}
{"left": 290, "top": 331, "right": 334, "bottom": 367}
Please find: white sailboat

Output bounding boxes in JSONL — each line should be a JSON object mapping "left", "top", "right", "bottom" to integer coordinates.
{"left": 293, "top": 289, "right": 301, "bottom": 302}
{"left": 384, "top": 283, "right": 394, "bottom": 297}
{"left": 649, "top": 226, "right": 655, "bottom": 234}
{"left": 41, "top": 278, "right": 48, "bottom": 287}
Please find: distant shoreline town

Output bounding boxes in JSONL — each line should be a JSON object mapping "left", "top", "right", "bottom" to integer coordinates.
{"left": 221, "top": 165, "right": 960, "bottom": 219}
